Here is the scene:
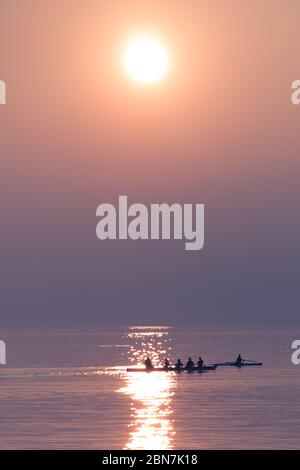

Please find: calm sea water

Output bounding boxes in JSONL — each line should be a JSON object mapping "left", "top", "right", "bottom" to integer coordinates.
{"left": 0, "top": 326, "right": 300, "bottom": 449}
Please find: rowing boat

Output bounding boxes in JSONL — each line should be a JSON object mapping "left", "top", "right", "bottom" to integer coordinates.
{"left": 126, "top": 361, "right": 263, "bottom": 372}
{"left": 126, "top": 365, "right": 217, "bottom": 372}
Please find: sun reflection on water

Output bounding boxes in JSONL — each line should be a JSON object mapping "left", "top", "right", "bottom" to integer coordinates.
{"left": 118, "top": 327, "right": 176, "bottom": 450}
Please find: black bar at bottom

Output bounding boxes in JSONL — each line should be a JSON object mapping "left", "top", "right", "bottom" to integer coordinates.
{"left": 0, "top": 450, "right": 298, "bottom": 466}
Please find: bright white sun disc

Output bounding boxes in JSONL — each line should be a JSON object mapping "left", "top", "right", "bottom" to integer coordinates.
{"left": 124, "top": 37, "right": 169, "bottom": 84}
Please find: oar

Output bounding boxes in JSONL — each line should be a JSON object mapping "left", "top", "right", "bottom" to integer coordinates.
{"left": 242, "top": 359, "right": 258, "bottom": 363}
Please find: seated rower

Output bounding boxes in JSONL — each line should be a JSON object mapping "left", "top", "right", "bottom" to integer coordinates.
{"left": 175, "top": 359, "right": 183, "bottom": 371}
{"left": 197, "top": 356, "right": 204, "bottom": 368}
{"left": 144, "top": 356, "right": 154, "bottom": 370}
{"left": 235, "top": 354, "right": 243, "bottom": 366}
{"left": 185, "top": 357, "right": 195, "bottom": 370}
{"left": 163, "top": 358, "right": 170, "bottom": 370}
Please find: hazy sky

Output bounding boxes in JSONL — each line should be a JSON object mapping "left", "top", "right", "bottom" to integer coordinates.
{"left": 1, "top": 0, "right": 299, "bottom": 326}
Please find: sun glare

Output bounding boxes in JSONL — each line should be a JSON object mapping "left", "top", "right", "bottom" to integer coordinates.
{"left": 124, "top": 37, "right": 169, "bottom": 84}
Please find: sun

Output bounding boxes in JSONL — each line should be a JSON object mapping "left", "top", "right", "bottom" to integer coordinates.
{"left": 124, "top": 37, "right": 169, "bottom": 85}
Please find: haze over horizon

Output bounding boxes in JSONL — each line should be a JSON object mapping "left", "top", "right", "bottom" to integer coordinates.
{"left": 1, "top": 0, "right": 299, "bottom": 327}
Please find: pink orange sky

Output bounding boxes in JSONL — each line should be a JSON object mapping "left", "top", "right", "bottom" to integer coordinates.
{"left": 0, "top": 0, "right": 300, "bottom": 325}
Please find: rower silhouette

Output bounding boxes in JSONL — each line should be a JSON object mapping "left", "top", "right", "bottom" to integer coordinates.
{"left": 235, "top": 354, "right": 243, "bottom": 366}
{"left": 197, "top": 356, "right": 204, "bottom": 368}
{"left": 175, "top": 359, "right": 183, "bottom": 371}
{"left": 163, "top": 358, "right": 170, "bottom": 370}
{"left": 185, "top": 357, "right": 195, "bottom": 370}
{"left": 144, "top": 356, "right": 154, "bottom": 370}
